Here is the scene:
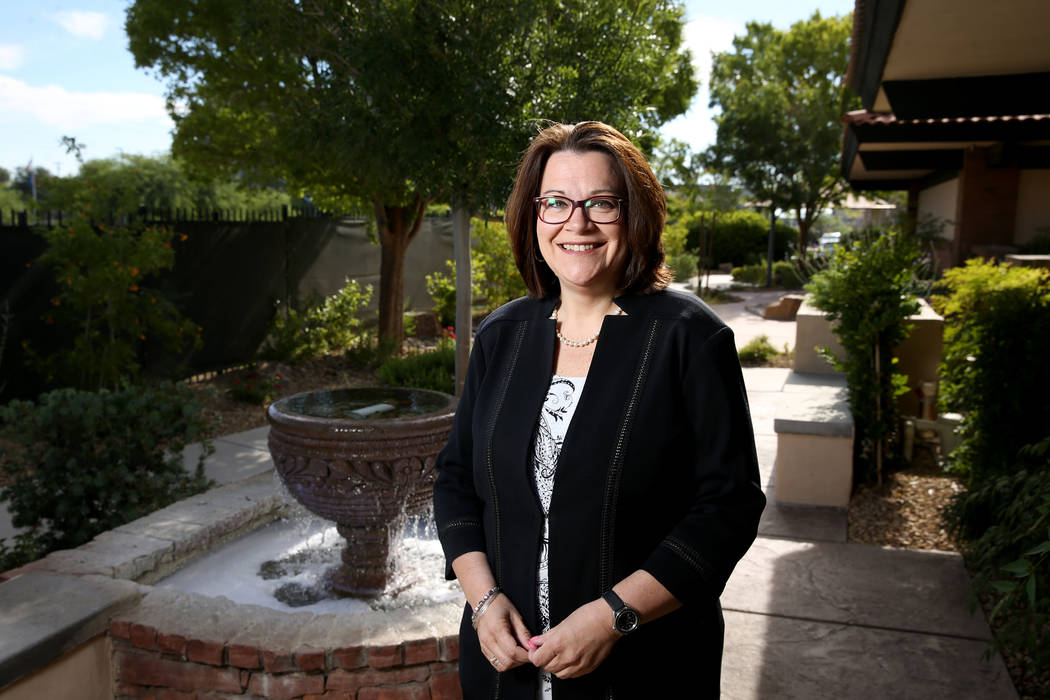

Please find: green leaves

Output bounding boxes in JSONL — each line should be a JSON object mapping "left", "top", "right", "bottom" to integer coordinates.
{"left": 805, "top": 230, "right": 925, "bottom": 483}
{"left": 705, "top": 11, "right": 859, "bottom": 252}
{"left": 0, "top": 383, "right": 216, "bottom": 555}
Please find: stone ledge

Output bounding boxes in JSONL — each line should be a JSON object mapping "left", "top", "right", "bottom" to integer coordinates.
{"left": 10, "top": 472, "right": 288, "bottom": 585}
{"left": 774, "top": 373, "right": 853, "bottom": 438}
{"left": 0, "top": 573, "right": 143, "bottom": 690}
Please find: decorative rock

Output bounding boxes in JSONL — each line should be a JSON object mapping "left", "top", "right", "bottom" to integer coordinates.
{"left": 763, "top": 294, "right": 804, "bottom": 320}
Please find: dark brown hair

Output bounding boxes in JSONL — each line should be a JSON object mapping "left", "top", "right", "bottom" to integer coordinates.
{"left": 505, "top": 121, "right": 670, "bottom": 298}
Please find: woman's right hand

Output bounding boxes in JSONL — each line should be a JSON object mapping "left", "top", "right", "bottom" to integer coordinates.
{"left": 475, "top": 593, "right": 534, "bottom": 672}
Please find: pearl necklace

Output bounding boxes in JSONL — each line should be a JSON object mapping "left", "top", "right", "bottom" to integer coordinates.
{"left": 552, "top": 304, "right": 624, "bottom": 348}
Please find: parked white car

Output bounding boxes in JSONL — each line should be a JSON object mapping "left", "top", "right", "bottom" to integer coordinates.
{"left": 817, "top": 231, "right": 842, "bottom": 253}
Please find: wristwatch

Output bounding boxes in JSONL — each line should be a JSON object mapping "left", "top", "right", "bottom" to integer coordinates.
{"left": 602, "top": 590, "right": 640, "bottom": 635}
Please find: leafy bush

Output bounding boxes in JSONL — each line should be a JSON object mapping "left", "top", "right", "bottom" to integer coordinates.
{"left": 25, "top": 218, "right": 201, "bottom": 390}
{"left": 933, "top": 260, "right": 1050, "bottom": 488}
{"left": 686, "top": 209, "right": 796, "bottom": 268}
{"left": 227, "top": 369, "right": 282, "bottom": 405}
{"left": 952, "top": 439, "right": 1050, "bottom": 690}
{"left": 426, "top": 219, "right": 528, "bottom": 326}
{"left": 260, "top": 279, "right": 373, "bottom": 362}
{"left": 667, "top": 252, "right": 699, "bottom": 283}
{"left": 0, "top": 383, "right": 216, "bottom": 558}
{"left": 737, "top": 335, "right": 782, "bottom": 365}
{"left": 731, "top": 260, "right": 804, "bottom": 288}
{"left": 806, "top": 230, "right": 924, "bottom": 484}
{"left": 731, "top": 264, "right": 766, "bottom": 285}
{"left": 377, "top": 337, "right": 455, "bottom": 395}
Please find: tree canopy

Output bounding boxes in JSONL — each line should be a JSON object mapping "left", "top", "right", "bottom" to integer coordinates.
{"left": 705, "top": 12, "right": 858, "bottom": 253}
{"left": 125, "top": 0, "right": 696, "bottom": 346}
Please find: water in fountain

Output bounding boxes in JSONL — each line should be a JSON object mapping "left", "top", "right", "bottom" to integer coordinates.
{"left": 157, "top": 478, "right": 461, "bottom": 615}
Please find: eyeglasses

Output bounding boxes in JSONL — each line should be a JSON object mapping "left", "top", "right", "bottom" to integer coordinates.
{"left": 533, "top": 195, "right": 625, "bottom": 225}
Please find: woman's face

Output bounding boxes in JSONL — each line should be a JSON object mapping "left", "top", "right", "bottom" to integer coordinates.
{"left": 536, "top": 150, "right": 628, "bottom": 297}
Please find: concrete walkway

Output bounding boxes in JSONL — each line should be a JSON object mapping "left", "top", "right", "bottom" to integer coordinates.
{"left": 0, "top": 285, "right": 1019, "bottom": 697}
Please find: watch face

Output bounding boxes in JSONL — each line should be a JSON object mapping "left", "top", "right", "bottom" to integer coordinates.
{"left": 615, "top": 608, "right": 640, "bottom": 633}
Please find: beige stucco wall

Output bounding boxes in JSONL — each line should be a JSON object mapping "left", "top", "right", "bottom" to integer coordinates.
{"left": 793, "top": 297, "right": 944, "bottom": 416}
{"left": 774, "top": 433, "right": 853, "bottom": 508}
{"left": 1014, "top": 169, "right": 1050, "bottom": 247}
{"left": 917, "top": 177, "right": 959, "bottom": 241}
{"left": 0, "top": 636, "right": 111, "bottom": 700}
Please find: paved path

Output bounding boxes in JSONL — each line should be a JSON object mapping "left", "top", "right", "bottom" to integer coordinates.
{"left": 0, "top": 287, "right": 1019, "bottom": 697}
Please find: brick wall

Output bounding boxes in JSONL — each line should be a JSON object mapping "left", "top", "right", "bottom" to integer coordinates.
{"left": 110, "top": 619, "right": 461, "bottom": 700}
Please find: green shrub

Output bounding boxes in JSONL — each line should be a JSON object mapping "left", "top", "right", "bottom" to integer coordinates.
{"left": 426, "top": 219, "right": 525, "bottom": 326}
{"left": 667, "top": 252, "right": 699, "bottom": 283}
{"left": 806, "top": 230, "right": 924, "bottom": 484}
{"left": 737, "top": 335, "right": 780, "bottom": 365}
{"left": 260, "top": 279, "right": 373, "bottom": 362}
{"left": 377, "top": 339, "right": 455, "bottom": 395}
{"left": 227, "top": 368, "right": 282, "bottom": 405}
{"left": 730, "top": 260, "right": 804, "bottom": 288}
{"left": 731, "top": 264, "right": 766, "bottom": 285}
{"left": 26, "top": 218, "right": 201, "bottom": 390}
{"left": 772, "top": 261, "right": 804, "bottom": 289}
{"left": 951, "top": 439, "right": 1050, "bottom": 691}
{"left": 686, "top": 209, "right": 796, "bottom": 268}
{"left": 932, "top": 260, "right": 1050, "bottom": 489}
{"left": 0, "top": 383, "right": 216, "bottom": 557}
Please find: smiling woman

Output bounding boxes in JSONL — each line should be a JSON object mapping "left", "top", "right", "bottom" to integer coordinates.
{"left": 534, "top": 150, "right": 628, "bottom": 299}
{"left": 433, "top": 121, "right": 765, "bottom": 699}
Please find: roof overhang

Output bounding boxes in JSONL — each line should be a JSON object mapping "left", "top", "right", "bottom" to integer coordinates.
{"left": 850, "top": 0, "right": 1050, "bottom": 117}
{"left": 844, "top": 0, "right": 1050, "bottom": 189}
{"left": 842, "top": 111, "right": 1050, "bottom": 189}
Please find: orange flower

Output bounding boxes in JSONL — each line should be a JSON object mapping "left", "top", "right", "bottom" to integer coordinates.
{"left": 129, "top": 284, "right": 139, "bottom": 292}
{"left": 150, "top": 296, "right": 156, "bottom": 303}
{"left": 139, "top": 334, "right": 146, "bottom": 340}
{"left": 180, "top": 233, "right": 188, "bottom": 242}
{"left": 164, "top": 241, "right": 172, "bottom": 248}
{"left": 50, "top": 297, "right": 60, "bottom": 306}
{"left": 130, "top": 267, "right": 140, "bottom": 277}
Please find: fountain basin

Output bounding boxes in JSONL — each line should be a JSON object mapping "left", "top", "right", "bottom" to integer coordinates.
{"left": 267, "top": 387, "right": 456, "bottom": 596}
{"left": 0, "top": 471, "right": 464, "bottom": 699}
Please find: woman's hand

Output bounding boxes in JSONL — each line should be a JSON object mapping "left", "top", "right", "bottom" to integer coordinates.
{"left": 526, "top": 599, "right": 619, "bottom": 679}
{"left": 476, "top": 593, "right": 534, "bottom": 672}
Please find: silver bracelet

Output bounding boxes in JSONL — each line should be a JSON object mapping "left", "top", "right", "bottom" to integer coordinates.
{"left": 470, "top": 586, "right": 500, "bottom": 629}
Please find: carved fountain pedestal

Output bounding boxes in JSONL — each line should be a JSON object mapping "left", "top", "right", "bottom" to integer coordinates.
{"left": 267, "top": 387, "right": 456, "bottom": 596}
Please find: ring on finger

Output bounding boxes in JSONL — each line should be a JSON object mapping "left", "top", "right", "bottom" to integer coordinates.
{"left": 490, "top": 655, "right": 500, "bottom": 667}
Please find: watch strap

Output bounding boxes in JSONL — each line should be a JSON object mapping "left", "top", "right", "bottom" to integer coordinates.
{"left": 602, "top": 589, "right": 626, "bottom": 612}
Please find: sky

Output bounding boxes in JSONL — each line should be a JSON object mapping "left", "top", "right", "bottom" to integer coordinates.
{"left": 0, "top": 0, "right": 855, "bottom": 179}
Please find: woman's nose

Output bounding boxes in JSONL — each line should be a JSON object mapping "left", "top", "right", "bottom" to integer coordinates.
{"left": 564, "top": 203, "right": 595, "bottom": 230}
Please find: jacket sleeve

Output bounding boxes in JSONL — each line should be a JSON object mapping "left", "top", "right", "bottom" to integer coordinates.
{"left": 641, "top": 325, "right": 766, "bottom": 605}
{"left": 433, "top": 334, "right": 489, "bottom": 581}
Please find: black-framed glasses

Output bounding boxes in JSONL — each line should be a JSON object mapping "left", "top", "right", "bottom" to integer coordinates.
{"left": 533, "top": 195, "right": 625, "bottom": 224}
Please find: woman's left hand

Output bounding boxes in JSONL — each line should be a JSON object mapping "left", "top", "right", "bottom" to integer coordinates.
{"left": 526, "top": 599, "right": 619, "bottom": 679}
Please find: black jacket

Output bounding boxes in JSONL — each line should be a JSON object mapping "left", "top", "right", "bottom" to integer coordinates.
{"left": 433, "top": 290, "right": 766, "bottom": 699}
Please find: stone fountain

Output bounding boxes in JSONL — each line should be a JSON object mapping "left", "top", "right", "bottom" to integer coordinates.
{"left": 266, "top": 386, "right": 456, "bottom": 596}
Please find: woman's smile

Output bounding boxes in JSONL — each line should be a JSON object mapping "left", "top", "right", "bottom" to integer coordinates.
{"left": 537, "top": 150, "right": 627, "bottom": 295}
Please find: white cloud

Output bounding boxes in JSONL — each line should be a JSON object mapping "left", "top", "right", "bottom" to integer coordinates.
{"left": 0, "top": 44, "right": 24, "bottom": 71}
{"left": 681, "top": 16, "right": 741, "bottom": 87}
{"left": 0, "top": 75, "right": 169, "bottom": 130}
{"left": 659, "top": 16, "right": 741, "bottom": 152}
{"left": 52, "top": 10, "right": 109, "bottom": 40}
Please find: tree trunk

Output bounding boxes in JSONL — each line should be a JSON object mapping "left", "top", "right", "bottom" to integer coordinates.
{"left": 766, "top": 207, "right": 776, "bottom": 287}
{"left": 796, "top": 207, "right": 812, "bottom": 259}
{"left": 452, "top": 199, "right": 471, "bottom": 397}
{"left": 374, "top": 197, "right": 426, "bottom": 352}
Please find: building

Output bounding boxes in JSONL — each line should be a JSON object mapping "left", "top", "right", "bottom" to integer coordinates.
{"left": 841, "top": 0, "right": 1050, "bottom": 269}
